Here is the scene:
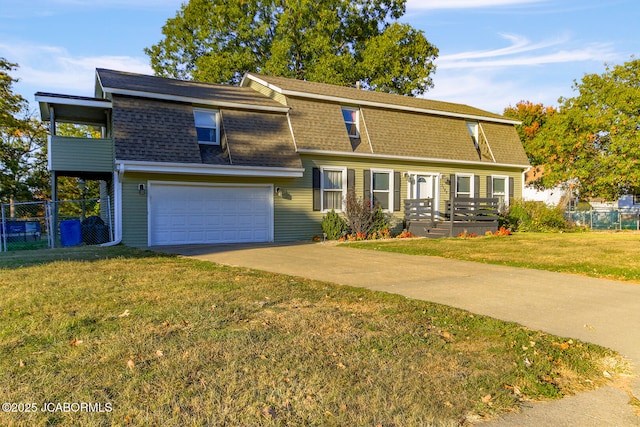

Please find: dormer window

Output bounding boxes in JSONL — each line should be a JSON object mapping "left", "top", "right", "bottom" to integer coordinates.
{"left": 194, "top": 108, "right": 220, "bottom": 145}
{"left": 466, "top": 121, "right": 479, "bottom": 151}
{"left": 341, "top": 107, "right": 359, "bottom": 138}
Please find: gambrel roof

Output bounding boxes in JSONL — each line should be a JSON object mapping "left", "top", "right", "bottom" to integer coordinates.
{"left": 242, "top": 73, "right": 530, "bottom": 167}
{"left": 91, "top": 69, "right": 529, "bottom": 170}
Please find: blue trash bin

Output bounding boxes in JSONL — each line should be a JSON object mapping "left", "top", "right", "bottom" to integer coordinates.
{"left": 60, "top": 220, "right": 82, "bottom": 247}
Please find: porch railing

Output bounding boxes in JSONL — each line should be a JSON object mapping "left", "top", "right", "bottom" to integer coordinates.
{"left": 404, "top": 197, "right": 499, "bottom": 223}
{"left": 446, "top": 198, "right": 499, "bottom": 222}
{"left": 404, "top": 198, "right": 436, "bottom": 222}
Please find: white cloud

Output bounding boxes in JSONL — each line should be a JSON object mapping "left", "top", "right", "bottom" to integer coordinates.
{"left": 436, "top": 34, "right": 617, "bottom": 69}
{"left": 422, "top": 33, "right": 619, "bottom": 113}
{"left": 406, "top": 0, "right": 547, "bottom": 10}
{"left": 0, "top": 41, "right": 151, "bottom": 103}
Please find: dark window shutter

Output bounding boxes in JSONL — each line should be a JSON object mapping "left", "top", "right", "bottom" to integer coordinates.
{"left": 450, "top": 174, "right": 456, "bottom": 199}
{"left": 474, "top": 175, "right": 480, "bottom": 198}
{"left": 312, "top": 167, "right": 321, "bottom": 211}
{"left": 347, "top": 169, "right": 355, "bottom": 195}
{"left": 509, "top": 177, "right": 515, "bottom": 198}
{"left": 364, "top": 169, "right": 371, "bottom": 203}
{"left": 486, "top": 176, "right": 493, "bottom": 198}
{"left": 394, "top": 171, "right": 401, "bottom": 211}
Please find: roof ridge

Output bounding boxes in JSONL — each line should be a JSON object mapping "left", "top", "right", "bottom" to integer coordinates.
{"left": 245, "top": 72, "right": 511, "bottom": 122}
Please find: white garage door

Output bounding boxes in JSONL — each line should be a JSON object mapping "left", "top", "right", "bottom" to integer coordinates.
{"left": 149, "top": 183, "right": 273, "bottom": 246}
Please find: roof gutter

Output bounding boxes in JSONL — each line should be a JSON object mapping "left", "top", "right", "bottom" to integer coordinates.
{"left": 116, "top": 160, "right": 304, "bottom": 178}
{"left": 296, "top": 148, "right": 530, "bottom": 170}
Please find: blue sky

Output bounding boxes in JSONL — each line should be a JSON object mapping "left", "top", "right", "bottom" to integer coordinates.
{"left": 0, "top": 0, "right": 637, "bottom": 114}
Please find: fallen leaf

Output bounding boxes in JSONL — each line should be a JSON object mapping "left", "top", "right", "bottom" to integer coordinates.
{"left": 481, "top": 394, "right": 492, "bottom": 404}
{"left": 336, "top": 362, "right": 347, "bottom": 370}
{"left": 443, "top": 401, "right": 453, "bottom": 408}
{"left": 155, "top": 350, "right": 164, "bottom": 357}
{"left": 560, "top": 342, "right": 570, "bottom": 350}
{"left": 127, "top": 359, "right": 135, "bottom": 370}
{"left": 262, "top": 406, "right": 275, "bottom": 418}
{"left": 70, "top": 338, "right": 83, "bottom": 346}
{"left": 118, "top": 309, "right": 130, "bottom": 318}
{"left": 523, "top": 358, "right": 532, "bottom": 367}
{"left": 603, "top": 371, "right": 613, "bottom": 379}
{"left": 19, "top": 359, "right": 25, "bottom": 367}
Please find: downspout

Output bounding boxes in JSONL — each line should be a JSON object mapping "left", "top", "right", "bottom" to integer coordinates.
{"left": 100, "top": 163, "right": 123, "bottom": 246}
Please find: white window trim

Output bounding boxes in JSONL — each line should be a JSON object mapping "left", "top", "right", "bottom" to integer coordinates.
{"left": 466, "top": 121, "right": 479, "bottom": 150}
{"left": 407, "top": 171, "right": 441, "bottom": 219}
{"left": 371, "top": 168, "right": 394, "bottom": 213}
{"left": 455, "top": 173, "right": 474, "bottom": 198}
{"left": 194, "top": 107, "right": 220, "bottom": 145}
{"left": 341, "top": 106, "right": 360, "bottom": 138}
{"left": 320, "top": 166, "right": 347, "bottom": 212}
{"left": 491, "top": 175, "right": 510, "bottom": 207}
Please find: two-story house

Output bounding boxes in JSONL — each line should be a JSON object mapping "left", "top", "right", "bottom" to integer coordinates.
{"left": 36, "top": 69, "right": 529, "bottom": 247}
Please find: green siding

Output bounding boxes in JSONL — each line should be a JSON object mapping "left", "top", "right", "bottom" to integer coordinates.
{"left": 120, "top": 158, "right": 524, "bottom": 246}
{"left": 50, "top": 136, "right": 114, "bottom": 173}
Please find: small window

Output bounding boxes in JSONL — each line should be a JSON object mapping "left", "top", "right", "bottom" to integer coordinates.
{"left": 466, "top": 121, "right": 479, "bottom": 151}
{"left": 372, "top": 170, "right": 392, "bottom": 210}
{"left": 633, "top": 193, "right": 640, "bottom": 205}
{"left": 194, "top": 109, "right": 219, "bottom": 145}
{"left": 492, "top": 176, "right": 508, "bottom": 208}
{"left": 455, "top": 174, "right": 473, "bottom": 198}
{"left": 321, "top": 167, "right": 346, "bottom": 212}
{"left": 342, "top": 107, "right": 359, "bottom": 138}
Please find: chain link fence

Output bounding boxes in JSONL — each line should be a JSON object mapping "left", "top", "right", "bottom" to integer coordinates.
{"left": 566, "top": 208, "right": 640, "bottom": 231}
{"left": 1, "top": 197, "right": 113, "bottom": 252}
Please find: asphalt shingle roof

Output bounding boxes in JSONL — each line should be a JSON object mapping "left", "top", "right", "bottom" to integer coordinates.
{"left": 245, "top": 73, "right": 512, "bottom": 122}
{"left": 97, "top": 69, "right": 286, "bottom": 110}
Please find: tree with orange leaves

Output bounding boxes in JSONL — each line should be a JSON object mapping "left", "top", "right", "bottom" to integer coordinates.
{"left": 505, "top": 59, "right": 640, "bottom": 200}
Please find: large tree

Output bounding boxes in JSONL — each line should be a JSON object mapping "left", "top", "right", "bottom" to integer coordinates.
{"left": 145, "top": 0, "right": 438, "bottom": 96}
{"left": 509, "top": 59, "right": 640, "bottom": 200}
{"left": 0, "top": 59, "right": 49, "bottom": 204}
{"left": 503, "top": 100, "right": 557, "bottom": 167}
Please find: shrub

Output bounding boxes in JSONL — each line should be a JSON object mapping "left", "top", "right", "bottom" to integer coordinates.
{"left": 344, "top": 191, "right": 375, "bottom": 236}
{"left": 501, "top": 200, "right": 570, "bottom": 232}
{"left": 321, "top": 209, "right": 347, "bottom": 240}
{"left": 371, "top": 206, "right": 390, "bottom": 233}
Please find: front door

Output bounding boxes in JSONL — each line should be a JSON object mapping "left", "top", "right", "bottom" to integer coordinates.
{"left": 415, "top": 175, "right": 434, "bottom": 199}
{"left": 410, "top": 173, "right": 440, "bottom": 219}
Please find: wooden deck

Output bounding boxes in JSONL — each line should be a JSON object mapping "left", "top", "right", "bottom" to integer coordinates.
{"left": 404, "top": 197, "right": 500, "bottom": 238}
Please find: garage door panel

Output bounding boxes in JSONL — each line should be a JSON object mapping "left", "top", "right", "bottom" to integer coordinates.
{"left": 149, "top": 184, "right": 273, "bottom": 245}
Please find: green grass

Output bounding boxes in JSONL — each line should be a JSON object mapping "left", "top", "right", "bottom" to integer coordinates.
{"left": 345, "top": 232, "right": 640, "bottom": 283}
{"left": 0, "top": 246, "right": 628, "bottom": 426}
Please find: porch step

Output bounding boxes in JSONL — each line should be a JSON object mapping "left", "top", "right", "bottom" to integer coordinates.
{"left": 406, "top": 221, "right": 451, "bottom": 238}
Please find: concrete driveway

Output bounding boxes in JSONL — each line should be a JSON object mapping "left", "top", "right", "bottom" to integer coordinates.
{"left": 156, "top": 242, "right": 640, "bottom": 426}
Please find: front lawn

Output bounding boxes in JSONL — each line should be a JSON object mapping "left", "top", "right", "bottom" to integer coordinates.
{"left": 0, "top": 246, "right": 627, "bottom": 426}
{"left": 344, "top": 232, "right": 640, "bottom": 283}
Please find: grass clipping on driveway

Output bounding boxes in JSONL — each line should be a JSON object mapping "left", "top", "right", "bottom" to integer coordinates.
{"left": 0, "top": 247, "right": 627, "bottom": 426}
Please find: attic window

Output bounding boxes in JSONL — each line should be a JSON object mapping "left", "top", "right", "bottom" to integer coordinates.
{"left": 466, "top": 121, "right": 479, "bottom": 151}
{"left": 194, "top": 108, "right": 220, "bottom": 145}
{"left": 341, "top": 107, "right": 360, "bottom": 138}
